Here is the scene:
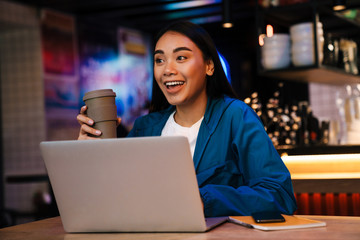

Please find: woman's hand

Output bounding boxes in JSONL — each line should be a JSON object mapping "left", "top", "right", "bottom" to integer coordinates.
{"left": 77, "top": 105, "right": 101, "bottom": 140}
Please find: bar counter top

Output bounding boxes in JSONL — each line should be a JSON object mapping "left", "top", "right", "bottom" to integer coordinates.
{"left": 1, "top": 215, "right": 360, "bottom": 240}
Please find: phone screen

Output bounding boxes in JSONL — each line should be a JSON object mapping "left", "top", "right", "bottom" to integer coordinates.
{"left": 251, "top": 211, "right": 285, "bottom": 223}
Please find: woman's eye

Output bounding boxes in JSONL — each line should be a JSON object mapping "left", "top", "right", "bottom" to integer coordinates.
{"left": 177, "top": 56, "right": 187, "bottom": 61}
{"left": 155, "top": 58, "right": 164, "bottom": 64}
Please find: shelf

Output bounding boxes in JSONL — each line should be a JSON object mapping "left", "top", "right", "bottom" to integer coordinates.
{"left": 258, "top": 2, "right": 360, "bottom": 30}
{"left": 258, "top": 2, "right": 314, "bottom": 28}
{"left": 324, "top": 8, "right": 360, "bottom": 29}
{"left": 260, "top": 65, "right": 360, "bottom": 85}
{"left": 277, "top": 144, "right": 360, "bottom": 155}
{"left": 256, "top": 1, "right": 360, "bottom": 85}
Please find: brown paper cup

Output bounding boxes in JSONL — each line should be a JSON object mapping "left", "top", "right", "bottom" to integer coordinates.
{"left": 83, "top": 89, "right": 117, "bottom": 139}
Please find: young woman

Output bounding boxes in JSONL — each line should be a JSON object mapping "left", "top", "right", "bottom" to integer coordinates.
{"left": 77, "top": 21, "right": 297, "bottom": 217}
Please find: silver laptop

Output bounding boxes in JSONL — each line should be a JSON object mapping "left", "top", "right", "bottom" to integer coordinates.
{"left": 40, "top": 136, "right": 227, "bottom": 232}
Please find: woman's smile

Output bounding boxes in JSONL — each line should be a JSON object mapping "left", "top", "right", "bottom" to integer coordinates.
{"left": 163, "top": 80, "right": 186, "bottom": 94}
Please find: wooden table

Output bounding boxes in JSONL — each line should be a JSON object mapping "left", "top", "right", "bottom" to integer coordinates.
{"left": 1, "top": 215, "right": 360, "bottom": 240}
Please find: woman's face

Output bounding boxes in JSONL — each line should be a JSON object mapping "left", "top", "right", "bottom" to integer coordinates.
{"left": 154, "top": 31, "right": 214, "bottom": 108}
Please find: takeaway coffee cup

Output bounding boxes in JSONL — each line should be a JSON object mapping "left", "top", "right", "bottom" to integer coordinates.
{"left": 83, "top": 89, "right": 117, "bottom": 139}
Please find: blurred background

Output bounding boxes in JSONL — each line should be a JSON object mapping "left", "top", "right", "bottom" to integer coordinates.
{"left": 1, "top": 0, "right": 360, "bottom": 227}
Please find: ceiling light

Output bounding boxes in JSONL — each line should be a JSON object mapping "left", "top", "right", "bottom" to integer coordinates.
{"left": 222, "top": 0, "right": 233, "bottom": 28}
{"left": 333, "top": 0, "right": 346, "bottom": 11}
{"left": 222, "top": 22, "right": 233, "bottom": 28}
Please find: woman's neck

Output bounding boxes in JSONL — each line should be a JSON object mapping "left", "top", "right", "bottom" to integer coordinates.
{"left": 174, "top": 95, "right": 207, "bottom": 127}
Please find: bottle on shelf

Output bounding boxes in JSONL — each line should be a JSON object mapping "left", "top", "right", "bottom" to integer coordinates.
{"left": 307, "top": 106, "right": 320, "bottom": 145}
{"left": 244, "top": 86, "right": 323, "bottom": 147}
{"left": 323, "top": 33, "right": 339, "bottom": 67}
{"left": 298, "top": 101, "right": 309, "bottom": 146}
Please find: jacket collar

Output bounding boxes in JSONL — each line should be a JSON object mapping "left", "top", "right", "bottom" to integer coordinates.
{"left": 193, "top": 96, "right": 236, "bottom": 170}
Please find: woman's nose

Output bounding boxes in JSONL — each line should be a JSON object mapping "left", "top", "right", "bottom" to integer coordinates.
{"left": 164, "top": 61, "right": 177, "bottom": 76}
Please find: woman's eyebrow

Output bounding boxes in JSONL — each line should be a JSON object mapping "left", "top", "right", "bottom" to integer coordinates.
{"left": 154, "top": 47, "right": 192, "bottom": 56}
{"left": 174, "top": 47, "right": 192, "bottom": 53}
{"left": 154, "top": 49, "right": 164, "bottom": 56}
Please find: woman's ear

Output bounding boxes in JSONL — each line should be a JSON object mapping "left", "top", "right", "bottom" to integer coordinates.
{"left": 206, "top": 59, "right": 215, "bottom": 76}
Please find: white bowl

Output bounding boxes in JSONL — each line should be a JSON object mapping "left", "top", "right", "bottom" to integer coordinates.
{"left": 263, "top": 34, "right": 290, "bottom": 50}
{"left": 291, "top": 29, "right": 323, "bottom": 42}
{"left": 262, "top": 47, "right": 290, "bottom": 57}
{"left": 291, "top": 37, "right": 314, "bottom": 45}
{"left": 263, "top": 41, "right": 290, "bottom": 50}
{"left": 262, "top": 54, "right": 291, "bottom": 70}
{"left": 291, "top": 40, "right": 324, "bottom": 60}
{"left": 292, "top": 52, "right": 314, "bottom": 66}
{"left": 290, "top": 22, "right": 323, "bottom": 35}
{"left": 291, "top": 42, "right": 314, "bottom": 53}
{"left": 291, "top": 35, "right": 324, "bottom": 55}
{"left": 264, "top": 33, "right": 290, "bottom": 42}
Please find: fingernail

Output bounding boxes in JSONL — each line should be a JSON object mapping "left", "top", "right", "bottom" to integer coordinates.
{"left": 88, "top": 120, "right": 94, "bottom": 125}
{"left": 95, "top": 130, "right": 101, "bottom": 135}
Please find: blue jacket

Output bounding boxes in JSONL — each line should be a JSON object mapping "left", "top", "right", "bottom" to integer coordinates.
{"left": 128, "top": 96, "right": 297, "bottom": 217}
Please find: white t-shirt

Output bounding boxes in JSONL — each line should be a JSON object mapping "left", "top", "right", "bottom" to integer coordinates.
{"left": 161, "top": 111, "right": 203, "bottom": 157}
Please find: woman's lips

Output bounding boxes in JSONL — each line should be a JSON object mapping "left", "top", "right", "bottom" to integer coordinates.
{"left": 165, "top": 81, "right": 184, "bottom": 88}
{"left": 164, "top": 81, "right": 185, "bottom": 93}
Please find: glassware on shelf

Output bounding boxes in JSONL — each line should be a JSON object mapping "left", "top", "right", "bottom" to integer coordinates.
{"left": 339, "top": 39, "right": 359, "bottom": 75}
{"left": 335, "top": 84, "right": 360, "bottom": 145}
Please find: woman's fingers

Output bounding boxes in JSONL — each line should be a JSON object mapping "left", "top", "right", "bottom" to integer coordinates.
{"left": 77, "top": 113, "right": 94, "bottom": 126}
{"left": 78, "top": 123, "right": 102, "bottom": 140}
{"left": 77, "top": 105, "right": 94, "bottom": 126}
{"left": 77, "top": 105, "right": 102, "bottom": 140}
{"left": 80, "top": 105, "right": 87, "bottom": 114}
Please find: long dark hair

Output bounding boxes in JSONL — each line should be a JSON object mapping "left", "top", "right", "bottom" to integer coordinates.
{"left": 149, "top": 21, "right": 237, "bottom": 113}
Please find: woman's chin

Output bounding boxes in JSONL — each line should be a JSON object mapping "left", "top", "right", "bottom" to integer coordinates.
{"left": 164, "top": 95, "right": 184, "bottom": 107}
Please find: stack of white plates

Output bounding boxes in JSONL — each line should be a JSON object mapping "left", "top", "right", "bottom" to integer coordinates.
{"left": 261, "top": 34, "right": 291, "bottom": 70}
{"left": 290, "top": 22, "right": 324, "bottom": 66}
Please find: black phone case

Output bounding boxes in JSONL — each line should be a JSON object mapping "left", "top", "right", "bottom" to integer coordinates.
{"left": 251, "top": 211, "right": 286, "bottom": 223}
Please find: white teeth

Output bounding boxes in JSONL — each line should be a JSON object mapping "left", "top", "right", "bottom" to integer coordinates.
{"left": 165, "top": 81, "right": 184, "bottom": 87}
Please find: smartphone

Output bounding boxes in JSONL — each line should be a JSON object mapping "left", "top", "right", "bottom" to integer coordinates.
{"left": 251, "top": 211, "right": 285, "bottom": 223}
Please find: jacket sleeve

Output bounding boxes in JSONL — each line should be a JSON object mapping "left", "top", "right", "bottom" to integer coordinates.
{"left": 198, "top": 103, "right": 297, "bottom": 217}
